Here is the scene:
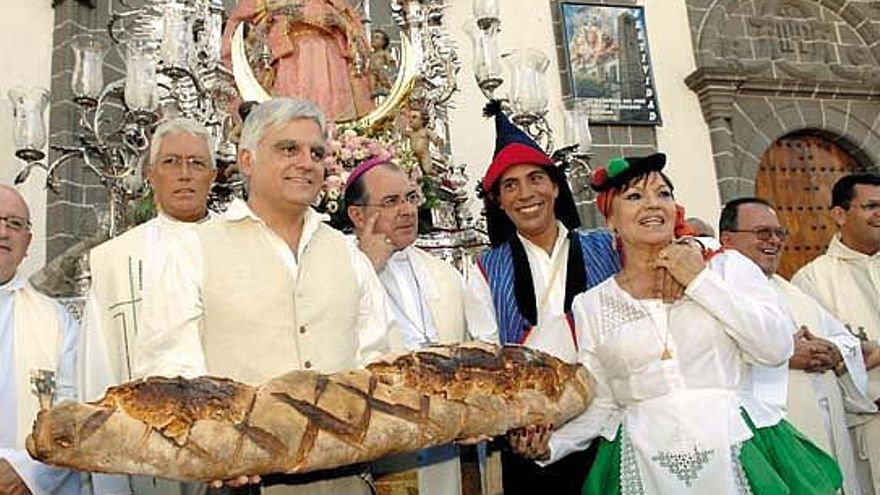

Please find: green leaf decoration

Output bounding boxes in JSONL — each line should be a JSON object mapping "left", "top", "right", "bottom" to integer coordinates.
{"left": 607, "top": 157, "right": 630, "bottom": 179}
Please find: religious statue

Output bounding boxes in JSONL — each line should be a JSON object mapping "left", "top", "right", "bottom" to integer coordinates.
{"left": 368, "top": 29, "right": 397, "bottom": 101}
{"left": 222, "top": 0, "right": 375, "bottom": 121}
{"left": 404, "top": 108, "right": 444, "bottom": 177}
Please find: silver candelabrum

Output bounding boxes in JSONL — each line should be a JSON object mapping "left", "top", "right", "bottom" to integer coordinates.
{"left": 461, "top": 0, "right": 597, "bottom": 206}
{"left": 8, "top": 0, "right": 239, "bottom": 237}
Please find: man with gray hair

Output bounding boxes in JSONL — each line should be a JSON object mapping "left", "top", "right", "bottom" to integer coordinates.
{"left": 137, "top": 98, "right": 390, "bottom": 494}
{"left": 78, "top": 117, "right": 218, "bottom": 494}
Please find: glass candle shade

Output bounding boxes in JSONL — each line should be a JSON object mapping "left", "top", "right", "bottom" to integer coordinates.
{"left": 563, "top": 104, "right": 593, "bottom": 154}
{"left": 124, "top": 39, "right": 159, "bottom": 115}
{"left": 160, "top": 2, "right": 192, "bottom": 73}
{"left": 505, "top": 48, "right": 550, "bottom": 115}
{"left": 463, "top": 20, "right": 503, "bottom": 95}
{"left": 8, "top": 86, "right": 50, "bottom": 162}
{"left": 71, "top": 34, "right": 110, "bottom": 107}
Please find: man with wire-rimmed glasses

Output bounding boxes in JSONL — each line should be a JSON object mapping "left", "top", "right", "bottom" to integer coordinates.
{"left": 345, "top": 158, "right": 465, "bottom": 495}
{"left": 0, "top": 184, "right": 80, "bottom": 495}
{"left": 344, "top": 157, "right": 467, "bottom": 495}
{"left": 720, "top": 196, "right": 879, "bottom": 495}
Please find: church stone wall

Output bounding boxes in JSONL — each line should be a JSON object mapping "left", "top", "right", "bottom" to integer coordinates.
{"left": 46, "top": 0, "right": 118, "bottom": 262}
{"left": 685, "top": 0, "right": 880, "bottom": 202}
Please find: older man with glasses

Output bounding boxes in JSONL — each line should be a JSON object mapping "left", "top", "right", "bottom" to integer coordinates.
{"left": 78, "top": 118, "right": 218, "bottom": 495}
{"left": 720, "top": 196, "right": 879, "bottom": 495}
{"left": 344, "top": 157, "right": 467, "bottom": 495}
{"left": 0, "top": 185, "right": 80, "bottom": 495}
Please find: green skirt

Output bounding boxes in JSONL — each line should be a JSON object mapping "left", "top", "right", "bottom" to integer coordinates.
{"left": 583, "top": 414, "right": 842, "bottom": 495}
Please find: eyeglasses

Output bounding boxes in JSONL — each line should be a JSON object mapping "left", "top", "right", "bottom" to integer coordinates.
{"left": 728, "top": 227, "right": 789, "bottom": 241}
{"left": 0, "top": 215, "right": 31, "bottom": 233}
{"left": 356, "top": 191, "right": 421, "bottom": 209}
{"left": 156, "top": 155, "right": 213, "bottom": 173}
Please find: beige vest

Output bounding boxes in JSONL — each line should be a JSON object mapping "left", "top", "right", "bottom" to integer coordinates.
{"left": 410, "top": 247, "right": 466, "bottom": 345}
{"left": 13, "top": 283, "right": 62, "bottom": 448}
{"left": 198, "top": 219, "right": 361, "bottom": 384}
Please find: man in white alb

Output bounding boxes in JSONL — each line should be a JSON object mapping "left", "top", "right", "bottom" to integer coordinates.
{"left": 0, "top": 185, "right": 79, "bottom": 495}
{"left": 721, "top": 196, "right": 879, "bottom": 495}
{"left": 793, "top": 173, "right": 880, "bottom": 494}
{"left": 137, "top": 97, "right": 390, "bottom": 495}
{"left": 78, "top": 118, "right": 218, "bottom": 495}
{"left": 346, "top": 158, "right": 466, "bottom": 495}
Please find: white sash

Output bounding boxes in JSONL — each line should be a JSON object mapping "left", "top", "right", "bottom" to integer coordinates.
{"left": 12, "top": 284, "right": 61, "bottom": 449}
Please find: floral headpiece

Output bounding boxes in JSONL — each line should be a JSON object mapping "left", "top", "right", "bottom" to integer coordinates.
{"left": 590, "top": 153, "right": 667, "bottom": 193}
{"left": 593, "top": 153, "right": 667, "bottom": 218}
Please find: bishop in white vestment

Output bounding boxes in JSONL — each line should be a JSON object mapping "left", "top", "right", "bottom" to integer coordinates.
{"left": 345, "top": 156, "right": 467, "bottom": 495}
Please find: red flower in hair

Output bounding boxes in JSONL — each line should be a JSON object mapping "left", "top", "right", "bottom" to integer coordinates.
{"left": 591, "top": 168, "right": 608, "bottom": 188}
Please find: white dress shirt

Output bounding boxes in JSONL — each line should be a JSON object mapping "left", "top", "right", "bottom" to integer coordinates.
{"left": 380, "top": 247, "right": 439, "bottom": 350}
{"left": 465, "top": 222, "right": 578, "bottom": 361}
{"left": 135, "top": 199, "right": 389, "bottom": 378}
{"left": 0, "top": 273, "right": 80, "bottom": 495}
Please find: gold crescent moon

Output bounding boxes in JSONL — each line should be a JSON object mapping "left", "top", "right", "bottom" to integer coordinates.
{"left": 231, "top": 23, "right": 420, "bottom": 128}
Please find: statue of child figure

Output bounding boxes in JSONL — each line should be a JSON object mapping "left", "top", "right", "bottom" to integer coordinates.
{"left": 368, "top": 29, "right": 397, "bottom": 101}
{"left": 404, "top": 107, "right": 444, "bottom": 177}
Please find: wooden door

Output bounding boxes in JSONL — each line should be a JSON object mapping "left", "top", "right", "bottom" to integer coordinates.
{"left": 757, "top": 133, "right": 862, "bottom": 279}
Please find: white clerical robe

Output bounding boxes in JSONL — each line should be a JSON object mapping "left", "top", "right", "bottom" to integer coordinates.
{"left": 465, "top": 222, "right": 577, "bottom": 362}
{"left": 0, "top": 273, "right": 80, "bottom": 495}
{"left": 793, "top": 234, "right": 880, "bottom": 495}
{"left": 78, "top": 212, "right": 215, "bottom": 495}
{"left": 79, "top": 212, "right": 216, "bottom": 399}
{"left": 773, "top": 274, "right": 875, "bottom": 495}
{"left": 792, "top": 234, "right": 880, "bottom": 396}
{"left": 375, "top": 245, "right": 466, "bottom": 495}
{"left": 137, "top": 199, "right": 389, "bottom": 495}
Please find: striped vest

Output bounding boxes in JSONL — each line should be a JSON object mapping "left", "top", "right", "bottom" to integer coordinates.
{"left": 476, "top": 229, "right": 620, "bottom": 345}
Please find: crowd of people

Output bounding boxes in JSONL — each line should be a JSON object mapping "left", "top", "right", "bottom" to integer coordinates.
{"left": 2, "top": 96, "right": 879, "bottom": 495}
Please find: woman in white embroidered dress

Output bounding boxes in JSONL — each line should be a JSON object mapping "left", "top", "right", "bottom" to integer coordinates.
{"left": 511, "top": 154, "right": 838, "bottom": 494}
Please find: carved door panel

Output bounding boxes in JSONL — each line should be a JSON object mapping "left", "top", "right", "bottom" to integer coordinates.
{"left": 757, "top": 133, "right": 861, "bottom": 279}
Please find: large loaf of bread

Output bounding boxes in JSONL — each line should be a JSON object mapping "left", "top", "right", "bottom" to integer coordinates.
{"left": 27, "top": 343, "right": 593, "bottom": 482}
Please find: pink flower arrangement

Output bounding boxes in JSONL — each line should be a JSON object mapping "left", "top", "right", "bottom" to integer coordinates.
{"left": 318, "top": 124, "right": 400, "bottom": 216}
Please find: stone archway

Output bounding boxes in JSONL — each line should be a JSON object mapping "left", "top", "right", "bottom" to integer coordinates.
{"left": 756, "top": 131, "right": 866, "bottom": 278}
{"left": 685, "top": 0, "right": 880, "bottom": 203}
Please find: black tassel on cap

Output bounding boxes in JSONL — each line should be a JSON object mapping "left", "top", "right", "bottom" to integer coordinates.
{"left": 482, "top": 99, "right": 503, "bottom": 118}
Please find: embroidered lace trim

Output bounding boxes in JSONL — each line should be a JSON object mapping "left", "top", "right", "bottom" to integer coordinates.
{"left": 598, "top": 288, "right": 648, "bottom": 340}
{"left": 619, "top": 426, "right": 646, "bottom": 495}
{"left": 731, "top": 443, "right": 754, "bottom": 495}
